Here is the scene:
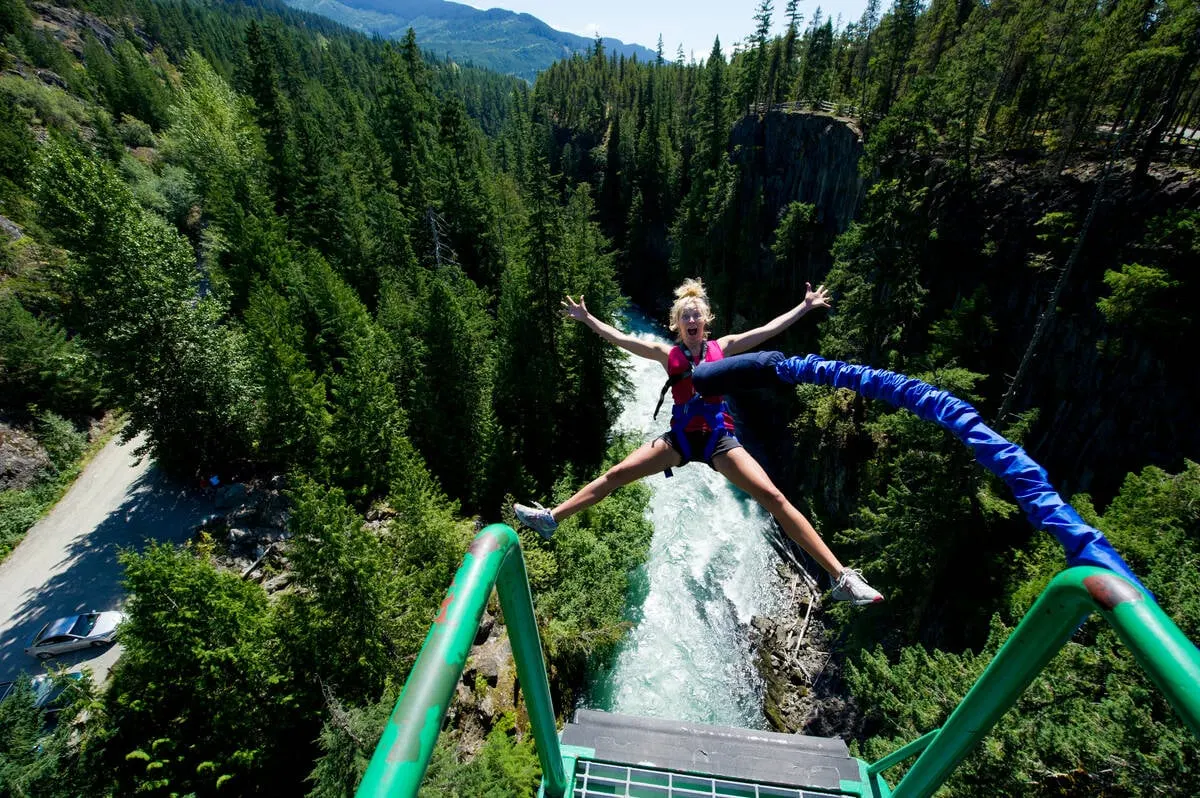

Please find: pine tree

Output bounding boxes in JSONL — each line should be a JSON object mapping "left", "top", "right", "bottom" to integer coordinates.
{"left": 876, "top": 0, "right": 921, "bottom": 115}
{"left": 782, "top": 0, "right": 804, "bottom": 95}
{"left": 277, "top": 478, "right": 394, "bottom": 701}
{"left": 106, "top": 542, "right": 304, "bottom": 794}
{"left": 407, "top": 267, "right": 499, "bottom": 510}
{"left": 800, "top": 20, "right": 835, "bottom": 105}
{"left": 434, "top": 96, "right": 504, "bottom": 289}
{"left": 35, "top": 135, "right": 256, "bottom": 475}
{"left": 376, "top": 36, "right": 436, "bottom": 232}
{"left": 493, "top": 160, "right": 564, "bottom": 491}
{"left": 700, "top": 38, "right": 730, "bottom": 171}
{"left": 742, "top": 0, "right": 776, "bottom": 112}
{"left": 555, "top": 185, "right": 625, "bottom": 470}
{"left": 162, "top": 51, "right": 277, "bottom": 310}
{"left": 243, "top": 21, "right": 300, "bottom": 218}
{"left": 858, "top": 0, "right": 881, "bottom": 110}
{"left": 244, "top": 284, "right": 332, "bottom": 473}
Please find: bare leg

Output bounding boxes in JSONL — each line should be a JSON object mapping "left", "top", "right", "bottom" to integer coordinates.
{"left": 711, "top": 447, "right": 845, "bottom": 577}
{"left": 552, "top": 437, "right": 681, "bottom": 522}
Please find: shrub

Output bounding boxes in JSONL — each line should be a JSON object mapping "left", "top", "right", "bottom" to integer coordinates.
{"left": 35, "top": 410, "right": 85, "bottom": 473}
{"left": 0, "top": 486, "right": 42, "bottom": 557}
{"left": 116, "top": 113, "right": 154, "bottom": 148}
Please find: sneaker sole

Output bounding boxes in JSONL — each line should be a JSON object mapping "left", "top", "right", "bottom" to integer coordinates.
{"left": 832, "top": 593, "right": 885, "bottom": 606}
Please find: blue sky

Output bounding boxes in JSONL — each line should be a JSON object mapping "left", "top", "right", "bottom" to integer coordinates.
{"left": 453, "top": 0, "right": 873, "bottom": 63}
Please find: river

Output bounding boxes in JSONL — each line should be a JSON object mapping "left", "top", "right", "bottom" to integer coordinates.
{"left": 582, "top": 309, "right": 783, "bottom": 729}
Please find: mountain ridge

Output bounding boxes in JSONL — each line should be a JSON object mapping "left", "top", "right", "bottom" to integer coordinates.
{"left": 282, "top": 0, "right": 659, "bottom": 81}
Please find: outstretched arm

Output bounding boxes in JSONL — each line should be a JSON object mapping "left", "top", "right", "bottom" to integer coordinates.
{"left": 718, "top": 283, "right": 831, "bottom": 356}
{"left": 562, "top": 295, "right": 672, "bottom": 365}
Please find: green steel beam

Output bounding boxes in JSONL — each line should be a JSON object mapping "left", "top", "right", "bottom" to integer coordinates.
{"left": 356, "top": 524, "right": 566, "bottom": 798}
{"left": 865, "top": 729, "right": 937, "bottom": 778}
{"left": 883, "top": 566, "right": 1200, "bottom": 798}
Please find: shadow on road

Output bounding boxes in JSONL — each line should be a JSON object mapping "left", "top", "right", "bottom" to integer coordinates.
{"left": 0, "top": 464, "right": 214, "bottom": 681}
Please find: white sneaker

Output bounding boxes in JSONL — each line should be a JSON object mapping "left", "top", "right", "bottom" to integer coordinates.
{"left": 513, "top": 502, "right": 558, "bottom": 539}
{"left": 831, "top": 568, "right": 884, "bottom": 605}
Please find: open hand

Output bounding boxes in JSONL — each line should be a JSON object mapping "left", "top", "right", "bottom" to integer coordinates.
{"left": 561, "top": 294, "right": 589, "bottom": 322}
{"left": 804, "top": 282, "right": 832, "bottom": 310}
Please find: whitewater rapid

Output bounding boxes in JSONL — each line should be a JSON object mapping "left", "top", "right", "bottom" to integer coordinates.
{"left": 583, "top": 309, "right": 783, "bottom": 729}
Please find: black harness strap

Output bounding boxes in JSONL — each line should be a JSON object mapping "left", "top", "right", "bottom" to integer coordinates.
{"left": 653, "top": 344, "right": 704, "bottom": 420}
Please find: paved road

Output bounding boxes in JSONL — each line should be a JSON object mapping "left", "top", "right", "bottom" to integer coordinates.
{"left": 0, "top": 433, "right": 215, "bottom": 684}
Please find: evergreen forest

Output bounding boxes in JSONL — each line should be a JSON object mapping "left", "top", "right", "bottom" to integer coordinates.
{"left": 0, "top": 0, "right": 1197, "bottom": 794}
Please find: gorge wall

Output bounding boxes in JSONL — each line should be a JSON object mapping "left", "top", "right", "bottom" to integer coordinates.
{"left": 723, "top": 110, "right": 1198, "bottom": 513}
{"left": 728, "top": 110, "right": 866, "bottom": 240}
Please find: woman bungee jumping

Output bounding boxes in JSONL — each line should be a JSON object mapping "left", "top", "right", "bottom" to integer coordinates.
{"left": 513, "top": 278, "right": 882, "bottom": 606}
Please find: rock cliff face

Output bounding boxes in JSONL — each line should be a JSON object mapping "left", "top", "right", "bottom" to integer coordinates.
{"left": 729, "top": 111, "right": 866, "bottom": 240}
{"left": 724, "top": 131, "right": 1199, "bottom": 506}
{"left": 912, "top": 159, "right": 1200, "bottom": 502}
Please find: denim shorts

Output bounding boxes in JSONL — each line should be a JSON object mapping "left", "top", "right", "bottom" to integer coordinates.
{"left": 658, "top": 428, "right": 742, "bottom": 468}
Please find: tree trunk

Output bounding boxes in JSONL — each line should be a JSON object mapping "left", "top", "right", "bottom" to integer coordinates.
{"left": 1134, "top": 29, "right": 1200, "bottom": 178}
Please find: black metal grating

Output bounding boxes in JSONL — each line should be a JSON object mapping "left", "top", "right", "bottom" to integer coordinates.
{"left": 572, "top": 760, "right": 848, "bottom": 798}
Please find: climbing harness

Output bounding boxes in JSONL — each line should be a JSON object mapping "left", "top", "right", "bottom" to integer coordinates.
{"left": 655, "top": 342, "right": 735, "bottom": 474}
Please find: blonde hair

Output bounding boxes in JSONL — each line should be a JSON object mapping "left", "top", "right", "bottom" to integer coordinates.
{"left": 668, "top": 278, "right": 715, "bottom": 336}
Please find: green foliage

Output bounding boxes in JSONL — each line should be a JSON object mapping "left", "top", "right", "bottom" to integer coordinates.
{"left": 1096, "top": 210, "right": 1195, "bottom": 354}
{"left": 0, "top": 675, "right": 61, "bottom": 792}
{"left": 0, "top": 73, "right": 90, "bottom": 132}
{"left": 770, "top": 201, "right": 819, "bottom": 288}
{"left": 306, "top": 691, "right": 394, "bottom": 798}
{"left": 376, "top": 38, "right": 436, "bottom": 219}
{"left": 18, "top": 28, "right": 78, "bottom": 88}
{"left": 821, "top": 179, "right": 931, "bottom": 368}
{"left": 161, "top": 50, "right": 276, "bottom": 305}
{"left": 276, "top": 477, "right": 396, "bottom": 702}
{"left": 0, "top": 292, "right": 102, "bottom": 419}
{"left": 116, "top": 113, "right": 154, "bottom": 147}
{"left": 34, "top": 410, "right": 85, "bottom": 473}
{"left": 0, "top": 486, "right": 41, "bottom": 558}
{"left": 105, "top": 541, "right": 308, "bottom": 795}
{"left": 1098, "top": 262, "right": 1180, "bottom": 328}
{"left": 0, "top": 669, "right": 106, "bottom": 796}
{"left": 34, "top": 134, "right": 257, "bottom": 476}
{"left": 244, "top": 283, "right": 332, "bottom": 472}
{"left": 114, "top": 40, "right": 170, "bottom": 126}
{"left": 0, "top": 0, "right": 30, "bottom": 39}
{"left": 852, "top": 461, "right": 1200, "bottom": 795}
{"left": 418, "top": 714, "right": 539, "bottom": 798}
{"left": 818, "top": 368, "right": 1022, "bottom": 647}
{"left": 925, "top": 287, "right": 997, "bottom": 368}
{"left": 403, "top": 266, "right": 499, "bottom": 511}
{"left": 0, "top": 88, "right": 33, "bottom": 207}
{"left": 313, "top": 262, "right": 414, "bottom": 501}
{"left": 536, "top": 436, "right": 654, "bottom": 705}
{"left": 1033, "top": 211, "right": 1077, "bottom": 251}
{"left": 493, "top": 176, "right": 626, "bottom": 495}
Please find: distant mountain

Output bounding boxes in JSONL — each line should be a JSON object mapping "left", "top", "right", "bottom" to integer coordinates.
{"left": 282, "top": 0, "right": 658, "bottom": 81}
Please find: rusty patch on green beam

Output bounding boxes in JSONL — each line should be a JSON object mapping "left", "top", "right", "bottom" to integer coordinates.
{"left": 432, "top": 569, "right": 465, "bottom": 626}
{"left": 386, "top": 703, "right": 446, "bottom": 764}
{"left": 433, "top": 592, "right": 455, "bottom": 625}
{"left": 1084, "top": 573, "right": 1143, "bottom": 611}
{"left": 469, "top": 529, "right": 504, "bottom": 559}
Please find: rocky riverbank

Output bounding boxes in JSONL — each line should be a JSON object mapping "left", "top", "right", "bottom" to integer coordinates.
{"left": 751, "top": 558, "right": 861, "bottom": 739}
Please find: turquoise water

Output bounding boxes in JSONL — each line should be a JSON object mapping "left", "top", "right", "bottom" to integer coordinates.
{"left": 583, "top": 310, "right": 783, "bottom": 729}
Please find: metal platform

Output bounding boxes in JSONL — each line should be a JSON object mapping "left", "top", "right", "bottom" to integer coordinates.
{"left": 561, "top": 709, "right": 863, "bottom": 795}
{"left": 570, "top": 759, "right": 849, "bottom": 797}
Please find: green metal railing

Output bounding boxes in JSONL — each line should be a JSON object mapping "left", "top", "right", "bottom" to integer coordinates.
{"left": 872, "top": 566, "right": 1200, "bottom": 798}
{"left": 356, "top": 523, "right": 566, "bottom": 798}
{"left": 357, "top": 526, "right": 1200, "bottom": 798}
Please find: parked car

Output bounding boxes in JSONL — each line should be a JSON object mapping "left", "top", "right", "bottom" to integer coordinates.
{"left": 0, "top": 672, "right": 84, "bottom": 723}
{"left": 25, "top": 611, "right": 125, "bottom": 660}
